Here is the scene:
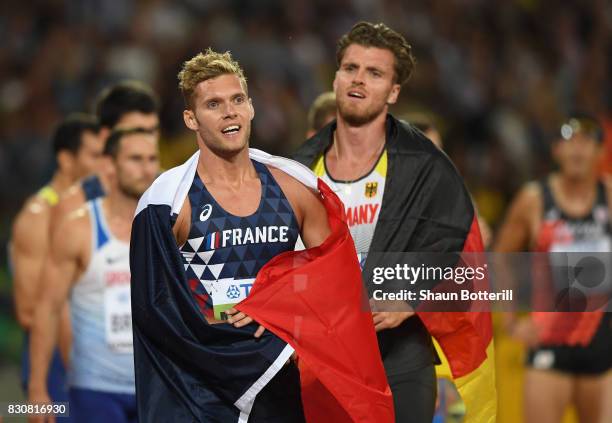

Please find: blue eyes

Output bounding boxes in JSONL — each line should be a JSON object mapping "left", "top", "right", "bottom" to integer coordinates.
{"left": 207, "top": 97, "right": 245, "bottom": 109}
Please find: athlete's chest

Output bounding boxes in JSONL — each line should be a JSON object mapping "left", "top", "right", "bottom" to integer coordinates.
{"left": 314, "top": 150, "right": 387, "bottom": 231}
{"left": 199, "top": 178, "right": 262, "bottom": 217}
{"left": 180, "top": 163, "right": 298, "bottom": 269}
{"left": 185, "top": 171, "right": 298, "bottom": 252}
{"left": 179, "top": 166, "right": 299, "bottom": 319}
{"left": 538, "top": 205, "right": 611, "bottom": 252}
{"left": 322, "top": 172, "right": 385, "bottom": 228}
{"left": 91, "top": 241, "right": 131, "bottom": 285}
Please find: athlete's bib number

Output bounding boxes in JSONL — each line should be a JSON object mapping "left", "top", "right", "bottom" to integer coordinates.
{"left": 104, "top": 284, "right": 133, "bottom": 353}
{"left": 205, "top": 278, "right": 255, "bottom": 321}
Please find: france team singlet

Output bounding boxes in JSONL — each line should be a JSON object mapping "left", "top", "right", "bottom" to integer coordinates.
{"left": 180, "top": 161, "right": 300, "bottom": 321}
{"left": 69, "top": 198, "right": 135, "bottom": 394}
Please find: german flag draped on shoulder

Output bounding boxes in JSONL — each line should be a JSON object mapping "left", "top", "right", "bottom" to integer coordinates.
{"left": 130, "top": 148, "right": 394, "bottom": 422}
{"left": 293, "top": 114, "right": 497, "bottom": 423}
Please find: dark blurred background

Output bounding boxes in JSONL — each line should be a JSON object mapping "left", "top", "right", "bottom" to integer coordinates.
{"left": 0, "top": 0, "right": 610, "bottom": 419}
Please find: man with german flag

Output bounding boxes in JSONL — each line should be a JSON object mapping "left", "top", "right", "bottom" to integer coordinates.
{"left": 294, "top": 21, "right": 497, "bottom": 422}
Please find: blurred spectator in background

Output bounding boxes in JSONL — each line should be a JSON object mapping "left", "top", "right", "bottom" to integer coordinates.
{"left": 306, "top": 91, "right": 336, "bottom": 138}
{"left": 10, "top": 113, "right": 103, "bottom": 408}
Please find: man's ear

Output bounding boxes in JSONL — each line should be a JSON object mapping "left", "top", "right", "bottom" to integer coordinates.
{"left": 183, "top": 109, "right": 198, "bottom": 131}
{"left": 57, "top": 150, "right": 74, "bottom": 175}
{"left": 98, "top": 127, "right": 111, "bottom": 143}
{"left": 101, "top": 155, "right": 116, "bottom": 178}
{"left": 248, "top": 98, "right": 255, "bottom": 120}
{"left": 386, "top": 83, "right": 401, "bottom": 105}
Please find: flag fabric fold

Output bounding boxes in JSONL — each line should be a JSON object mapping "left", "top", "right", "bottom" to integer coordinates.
{"left": 238, "top": 178, "right": 394, "bottom": 423}
{"left": 420, "top": 216, "right": 497, "bottom": 423}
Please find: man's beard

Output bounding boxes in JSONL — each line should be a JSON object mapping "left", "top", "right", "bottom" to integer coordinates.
{"left": 118, "top": 179, "right": 147, "bottom": 200}
{"left": 337, "top": 99, "right": 383, "bottom": 126}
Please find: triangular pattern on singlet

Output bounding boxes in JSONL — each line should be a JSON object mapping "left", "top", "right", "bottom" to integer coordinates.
{"left": 180, "top": 160, "right": 300, "bottom": 293}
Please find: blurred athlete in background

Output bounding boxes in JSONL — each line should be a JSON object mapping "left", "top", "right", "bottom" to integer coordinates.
{"left": 52, "top": 81, "right": 160, "bottom": 218}
{"left": 37, "top": 81, "right": 160, "bottom": 384}
{"left": 306, "top": 91, "right": 336, "bottom": 138}
{"left": 11, "top": 114, "right": 103, "bottom": 410}
{"left": 408, "top": 114, "right": 443, "bottom": 150}
{"left": 28, "top": 128, "right": 159, "bottom": 423}
{"left": 495, "top": 113, "right": 612, "bottom": 423}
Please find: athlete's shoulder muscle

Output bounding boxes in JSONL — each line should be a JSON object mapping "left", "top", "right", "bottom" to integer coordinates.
{"left": 12, "top": 195, "right": 52, "bottom": 257}
{"left": 50, "top": 205, "right": 91, "bottom": 272}
{"left": 50, "top": 183, "right": 86, "bottom": 229}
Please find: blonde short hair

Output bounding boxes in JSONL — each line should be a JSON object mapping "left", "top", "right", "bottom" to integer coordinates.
{"left": 178, "top": 48, "right": 247, "bottom": 109}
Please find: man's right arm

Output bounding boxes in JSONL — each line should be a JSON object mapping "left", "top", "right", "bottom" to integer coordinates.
{"left": 493, "top": 183, "right": 540, "bottom": 252}
{"left": 28, "top": 211, "right": 86, "bottom": 415}
{"left": 493, "top": 183, "right": 541, "bottom": 345}
{"left": 11, "top": 199, "right": 49, "bottom": 329}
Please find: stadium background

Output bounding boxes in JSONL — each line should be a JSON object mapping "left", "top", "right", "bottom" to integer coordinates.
{"left": 0, "top": 1, "right": 610, "bottom": 422}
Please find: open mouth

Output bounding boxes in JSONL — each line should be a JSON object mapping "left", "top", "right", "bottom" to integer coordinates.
{"left": 221, "top": 124, "right": 241, "bottom": 136}
{"left": 348, "top": 91, "right": 365, "bottom": 99}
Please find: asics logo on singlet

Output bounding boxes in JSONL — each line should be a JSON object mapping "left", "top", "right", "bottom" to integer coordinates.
{"left": 204, "top": 226, "right": 290, "bottom": 250}
{"left": 200, "top": 204, "right": 213, "bottom": 221}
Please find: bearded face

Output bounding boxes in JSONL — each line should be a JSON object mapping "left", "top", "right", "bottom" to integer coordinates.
{"left": 334, "top": 44, "right": 400, "bottom": 126}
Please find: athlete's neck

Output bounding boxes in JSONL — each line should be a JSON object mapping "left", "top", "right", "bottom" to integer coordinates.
{"left": 333, "top": 112, "right": 387, "bottom": 162}
{"left": 197, "top": 145, "right": 256, "bottom": 188}
{"left": 48, "top": 171, "right": 76, "bottom": 194}
{"left": 94, "top": 170, "right": 111, "bottom": 191}
{"left": 105, "top": 189, "right": 138, "bottom": 224}
{"left": 556, "top": 172, "right": 597, "bottom": 199}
